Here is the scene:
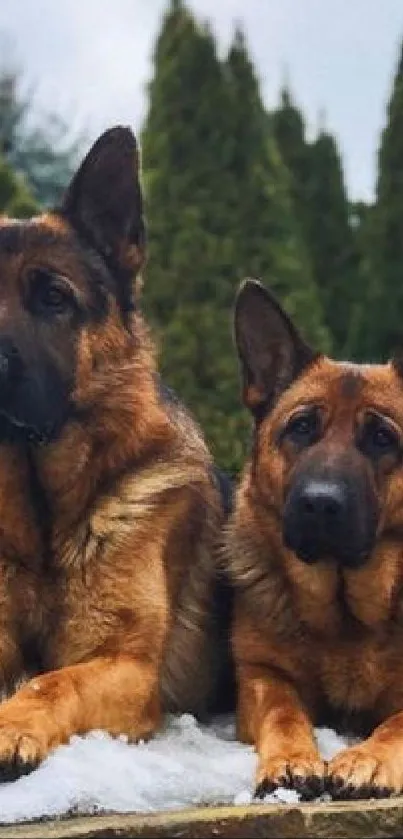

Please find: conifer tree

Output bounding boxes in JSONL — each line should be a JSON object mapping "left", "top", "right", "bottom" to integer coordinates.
{"left": 0, "top": 67, "right": 79, "bottom": 206}
{"left": 225, "top": 37, "right": 329, "bottom": 349}
{"left": 142, "top": 0, "right": 244, "bottom": 471}
{"left": 369, "top": 41, "right": 403, "bottom": 359}
{"left": 0, "top": 154, "right": 37, "bottom": 217}
{"left": 304, "top": 131, "right": 360, "bottom": 356}
{"left": 141, "top": 3, "right": 329, "bottom": 471}
{"left": 271, "top": 87, "right": 310, "bottom": 218}
{"left": 273, "top": 89, "right": 359, "bottom": 356}
{"left": 346, "top": 201, "right": 376, "bottom": 360}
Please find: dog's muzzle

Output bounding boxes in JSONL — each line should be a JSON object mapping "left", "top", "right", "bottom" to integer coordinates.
{"left": 0, "top": 337, "right": 71, "bottom": 445}
{"left": 283, "top": 474, "right": 378, "bottom": 568}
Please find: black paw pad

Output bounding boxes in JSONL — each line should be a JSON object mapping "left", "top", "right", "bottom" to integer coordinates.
{"left": 293, "top": 774, "right": 325, "bottom": 801}
{"left": 0, "top": 757, "right": 39, "bottom": 783}
{"left": 254, "top": 778, "right": 278, "bottom": 799}
{"left": 327, "top": 777, "right": 393, "bottom": 801}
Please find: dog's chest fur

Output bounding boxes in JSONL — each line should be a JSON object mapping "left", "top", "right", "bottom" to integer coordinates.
{"left": 6, "top": 464, "right": 229, "bottom": 717}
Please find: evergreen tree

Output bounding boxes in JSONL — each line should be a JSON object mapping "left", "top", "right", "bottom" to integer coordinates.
{"left": 0, "top": 66, "right": 80, "bottom": 206}
{"left": 0, "top": 153, "right": 37, "bottom": 217}
{"left": 304, "top": 131, "right": 360, "bottom": 356}
{"left": 142, "top": 0, "right": 234, "bottom": 312}
{"left": 272, "top": 89, "right": 359, "bottom": 357}
{"left": 142, "top": 0, "right": 243, "bottom": 472}
{"left": 142, "top": 3, "right": 329, "bottom": 471}
{"left": 345, "top": 200, "right": 376, "bottom": 360}
{"left": 225, "top": 37, "right": 329, "bottom": 349}
{"left": 369, "top": 42, "right": 403, "bottom": 359}
{"left": 271, "top": 87, "right": 310, "bottom": 219}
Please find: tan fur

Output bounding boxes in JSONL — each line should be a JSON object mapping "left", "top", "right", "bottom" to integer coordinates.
{"left": 228, "top": 356, "right": 403, "bottom": 798}
{"left": 0, "top": 214, "right": 228, "bottom": 775}
{"left": 0, "top": 446, "right": 43, "bottom": 689}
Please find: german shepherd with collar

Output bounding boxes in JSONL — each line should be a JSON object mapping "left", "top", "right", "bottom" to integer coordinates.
{"left": 0, "top": 127, "right": 231, "bottom": 780}
{"left": 227, "top": 277, "right": 403, "bottom": 800}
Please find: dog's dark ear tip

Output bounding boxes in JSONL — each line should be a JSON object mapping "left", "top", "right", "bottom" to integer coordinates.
{"left": 107, "top": 124, "right": 134, "bottom": 135}
{"left": 99, "top": 124, "right": 136, "bottom": 141}
{"left": 235, "top": 277, "right": 287, "bottom": 322}
{"left": 235, "top": 278, "right": 267, "bottom": 316}
{"left": 94, "top": 125, "right": 139, "bottom": 157}
{"left": 237, "top": 277, "right": 264, "bottom": 297}
{"left": 239, "top": 277, "right": 262, "bottom": 289}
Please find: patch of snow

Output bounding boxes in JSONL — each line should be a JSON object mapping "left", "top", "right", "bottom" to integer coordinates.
{"left": 261, "top": 786, "right": 302, "bottom": 805}
{"left": 315, "top": 726, "right": 356, "bottom": 760}
{"left": 0, "top": 714, "right": 352, "bottom": 824}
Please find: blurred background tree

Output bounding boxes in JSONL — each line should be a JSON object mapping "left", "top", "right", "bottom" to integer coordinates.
{"left": 0, "top": 64, "right": 79, "bottom": 205}
{"left": 2, "top": 0, "right": 403, "bottom": 471}
{"left": 141, "top": 0, "right": 328, "bottom": 471}
{"left": 362, "top": 42, "right": 403, "bottom": 361}
{"left": 0, "top": 152, "right": 37, "bottom": 217}
{"left": 272, "top": 90, "right": 360, "bottom": 358}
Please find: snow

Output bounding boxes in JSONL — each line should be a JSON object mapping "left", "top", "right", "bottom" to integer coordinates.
{"left": 0, "top": 713, "right": 353, "bottom": 825}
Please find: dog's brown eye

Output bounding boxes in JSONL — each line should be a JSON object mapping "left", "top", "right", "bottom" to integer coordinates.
{"left": 28, "top": 270, "right": 74, "bottom": 317}
{"left": 39, "top": 285, "right": 68, "bottom": 311}
{"left": 359, "top": 414, "right": 400, "bottom": 460}
{"left": 289, "top": 416, "right": 312, "bottom": 435}
{"left": 282, "top": 409, "right": 320, "bottom": 446}
{"left": 373, "top": 427, "right": 396, "bottom": 449}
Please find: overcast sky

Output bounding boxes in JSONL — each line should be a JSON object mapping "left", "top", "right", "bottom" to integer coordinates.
{"left": 1, "top": 0, "right": 402, "bottom": 201}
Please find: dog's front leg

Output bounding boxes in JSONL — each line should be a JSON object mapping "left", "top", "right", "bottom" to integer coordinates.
{"left": 238, "top": 664, "right": 325, "bottom": 800}
{"left": 328, "top": 711, "right": 403, "bottom": 799}
{"left": 0, "top": 655, "right": 160, "bottom": 780}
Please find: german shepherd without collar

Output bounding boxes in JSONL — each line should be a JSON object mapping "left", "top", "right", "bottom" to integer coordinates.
{"left": 0, "top": 127, "right": 232, "bottom": 781}
{"left": 228, "top": 277, "right": 403, "bottom": 800}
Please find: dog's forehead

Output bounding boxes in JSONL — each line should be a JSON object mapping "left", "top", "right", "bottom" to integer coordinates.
{"left": 273, "top": 357, "right": 403, "bottom": 420}
{"left": 0, "top": 215, "right": 73, "bottom": 257}
{"left": 0, "top": 215, "right": 105, "bottom": 301}
{"left": 327, "top": 360, "right": 403, "bottom": 409}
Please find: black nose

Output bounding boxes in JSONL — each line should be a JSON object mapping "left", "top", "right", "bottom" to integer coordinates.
{"left": 283, "top": 476, "right": 377, "bottom": 567}
{"left": 297, "top": 480, "right": 346, "bottom": 525}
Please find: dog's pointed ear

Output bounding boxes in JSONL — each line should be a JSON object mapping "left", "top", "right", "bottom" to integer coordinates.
{"left": 234, "top": 279, "right": 319, "bottom": 417}
{"left": 60, "top": 126, "right": 145, "bottom": 274}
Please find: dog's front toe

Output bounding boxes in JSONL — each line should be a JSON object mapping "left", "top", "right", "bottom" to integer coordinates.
{"left": 255, "top": 752, "right": 326, "bottom": 801}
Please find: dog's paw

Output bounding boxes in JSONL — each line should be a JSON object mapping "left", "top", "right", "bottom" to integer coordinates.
{"left": 255, "top": 752, "right": 326, "bottom": 801}
{"left": 0, "top": 725, "right": 43, "bottom": 782}
{"left": 327, "top": 745, "right": 398, "bottom": 799}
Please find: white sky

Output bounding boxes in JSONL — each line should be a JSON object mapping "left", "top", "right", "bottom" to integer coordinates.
{"left": 1, "top": 0, "right": 402, "bottom": 201}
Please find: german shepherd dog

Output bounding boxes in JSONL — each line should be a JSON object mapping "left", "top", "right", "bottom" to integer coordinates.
{"left": 227, "top": 277, "right": 403, "bottom": 800}
{"left": 0, "top": 127, "right": 232, "bottom": 780}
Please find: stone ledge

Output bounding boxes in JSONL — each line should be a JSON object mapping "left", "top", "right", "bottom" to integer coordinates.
{"left": 0, "top": 799, "right": 403, "bottom": 839}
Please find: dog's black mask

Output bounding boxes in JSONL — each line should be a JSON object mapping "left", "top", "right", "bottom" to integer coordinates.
{"left": 283, "top": 456, "right": 379, "bottom": 569}
{"left": 0, "top": 332, "right": 73, "bottom": 445}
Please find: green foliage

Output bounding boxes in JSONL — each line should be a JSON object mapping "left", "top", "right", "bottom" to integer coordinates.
{"left": 304, "top": 131, "right": 360, "bottom": 357}
{"left": 0, "top": 66, "right": 80, "bottom": 206}
{"left": 141, "top": 3, "right": 329, "bottom": 472}
{"left": 271, "top": 88, "right": 310, "bottom": 216}
{"left": 364, "top": 43, "right": 403, "bottom": 360}
{"left": 225, "top": 36, "right": 329, "bottom": 350}
{"left": 343, "top": 200, "right": 376, "bottom": 360}
{"left": 0, "top": 153, "right": 37, "bottom": 217}
{"left": 272, "top": 90, "right": 359, "bottom": 358}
